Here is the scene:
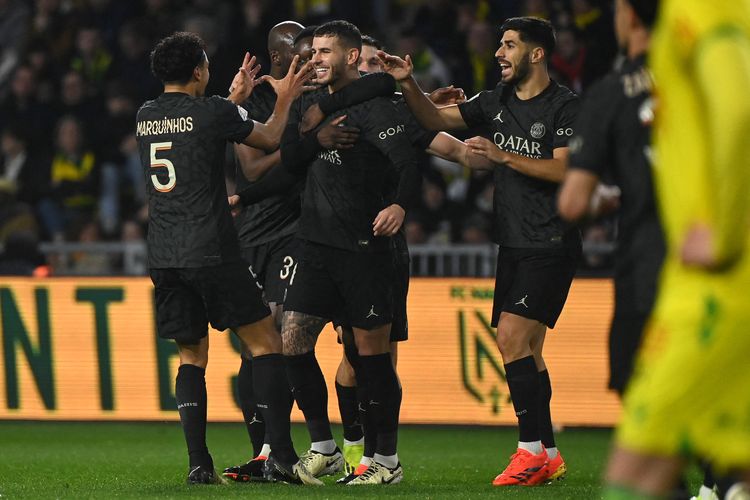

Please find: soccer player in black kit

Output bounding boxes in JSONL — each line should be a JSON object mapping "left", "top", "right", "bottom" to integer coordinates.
{"left": 278, "top": 20, "right": 420, "bottom": 485}
{"left": 558, "top": 0, "right": 662, "bottom": 399}
{"left": 136, "top": 31, "right": 321, "bottom": 486}
{"left": 379, "top": 17, "right": 579, "bottom": 486}
{"left": 223, "top": 20, "right": 305, "bottom": 483}
{"left": 223, "top": 21, "right": 392, "bottom": 483}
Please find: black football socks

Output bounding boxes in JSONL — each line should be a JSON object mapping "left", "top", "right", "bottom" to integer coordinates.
{"left": 285, "top": 351, "right": 334, "bottom": 443}
{"left": 504, "top": 356, "right": 541, "bottom": 446}
{"left": 336, "top": 381, "right": 364, "bottom": 443}
{"left": 358, "top": 353, "right": 401, "bottom": 458}
{"left": 538, "top": 369, "right": 556, "bottom": 451}
{"left": 237, "top": 356, "right": 265, "bottom": 457}
{"left": 175, "top": 364, "right": 212, "bottom": 468}
{"left": 253, "top": 353, "right": 297, "bottom": 465}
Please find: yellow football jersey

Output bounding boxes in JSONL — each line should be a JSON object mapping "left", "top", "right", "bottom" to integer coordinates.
{"left": 650, "top": 0, "right": 750, "bottom": 289}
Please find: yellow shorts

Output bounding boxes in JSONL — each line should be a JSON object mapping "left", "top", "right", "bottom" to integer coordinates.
{"left": 616, "top": 264, "right": 750, "bottom": 471}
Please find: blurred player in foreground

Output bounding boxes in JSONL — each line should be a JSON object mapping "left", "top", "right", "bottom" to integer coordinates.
{"left": 603, "top": 1, "right": 750, "bottom": 498}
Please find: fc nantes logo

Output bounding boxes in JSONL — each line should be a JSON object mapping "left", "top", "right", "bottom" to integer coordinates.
{"left": 458, "top": 308, "right": 509, "bottom": 415}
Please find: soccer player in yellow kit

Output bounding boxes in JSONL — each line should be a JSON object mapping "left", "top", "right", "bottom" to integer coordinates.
{"left": 604, "top": 1, "right": 750, "bottom": 498}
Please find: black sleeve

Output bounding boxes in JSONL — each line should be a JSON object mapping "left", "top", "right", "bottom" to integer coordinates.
{"left": 236, "top": 163, "right": 302, "bottom": 205}
{"left": 397, "top": 100, "right": 438, "bottom": 150}
{"left": 318, "top": 73, "right": 396, "bottom": 115}
{"left": 552, "top": 97, "right": 581, "bottom": 149}
{"left": 279, "top": 97, "right": 321, "bottom": 173}
{"left": 567, "top": 79, "right": 618, "bottom": 176}
{"left": 457, "top": 90, "right": 495, "bottom": 128}
{"left": 364, "top": 100, "right": 422, "bottom": 209}
{"left": 213, "top": 96, "right": 255, "bottom": 143}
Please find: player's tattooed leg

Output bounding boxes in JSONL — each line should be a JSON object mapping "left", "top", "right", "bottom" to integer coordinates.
{"left": 281, "top": 311, "right": 327, "bottom": 355}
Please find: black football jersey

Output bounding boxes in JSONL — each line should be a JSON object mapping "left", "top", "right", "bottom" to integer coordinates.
{"left": 568, "top": 55, "right": 665, "bottom": 307}
{"left": 235, "top": 81, "right": 302, "bottom": 247}
{"left": 459, "top": 81, "right": 581, "bottom": 250}
{"left": 285, "top": 89, "right": 419, "bottom": 253}
{"left": 137, "top": 92, "right": 254, "bottom": 268}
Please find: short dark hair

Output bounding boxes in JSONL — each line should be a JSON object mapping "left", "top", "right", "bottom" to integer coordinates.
{"left": 293, "top": 25, "right": 317, "bottom": 46}
{"left": 626, "top": 0, "right": 659, "bottom": 29}
{"left": 361, "top": 34, "right": 383, "bottom": 51}
{"left": 314, "top": 20, "right": 362, "bottom": 53}
{"left": 500, "top": 17, "right": 556, "bottom": 59}
{"left": 150, "top": 32, "right": 206, "bottom": 84}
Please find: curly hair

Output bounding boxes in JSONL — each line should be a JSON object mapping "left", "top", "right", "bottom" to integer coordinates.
{"left": 150, "top": 32, "right": 206, "bottom": 84}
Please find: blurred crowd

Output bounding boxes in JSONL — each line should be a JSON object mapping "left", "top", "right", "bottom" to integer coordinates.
{"left": 0, "top": 0, "right": 618, "bottom": 274}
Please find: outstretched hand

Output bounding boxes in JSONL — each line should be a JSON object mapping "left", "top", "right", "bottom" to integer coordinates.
{"left": 377, "top": 50, "right": 413, "bottom": 81}
{"left": 228, "top": 52, "right": 263, "bottom": 102}
{"left": 261, "top": 55, "right": 317, "bottom": 102}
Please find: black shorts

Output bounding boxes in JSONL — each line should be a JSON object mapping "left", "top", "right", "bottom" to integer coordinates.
{"left": 284, "top": 240, "right": 394, "bottom": 330}
{"left": 491, "top": 247, "right": 578, "bottom": 329}
{"left": 150, "top": 261, "right": 270, "bottom": 345}
{"left": 241, "top": 235, "right": 300, "bottom": 305}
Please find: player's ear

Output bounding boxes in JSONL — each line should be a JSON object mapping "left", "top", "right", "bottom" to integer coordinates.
{"left": 347, "top": 48, "right": 360, "bottom": 66}
{"left": 530, "top": 46, "right": 545, "bottom": 64}
{"left": 270, "top": 50, "right": 280, "bottom": 66}
{"left": 192, "top": 65, "right": 202, "bottom": 82}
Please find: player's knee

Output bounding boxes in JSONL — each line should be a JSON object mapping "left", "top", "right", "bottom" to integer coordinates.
{"left": 496, "top": 324, "right": 526, "bottom": 361}
{"left": 177, "top": 341, "right": 209, "bottom": 369}
{"left": 354, "top": 329, "right": 390, "bottom": 356}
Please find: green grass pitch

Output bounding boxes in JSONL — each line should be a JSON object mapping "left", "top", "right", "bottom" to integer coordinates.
{"left": 0, "top": 422, "right": 698, "bottom": 498}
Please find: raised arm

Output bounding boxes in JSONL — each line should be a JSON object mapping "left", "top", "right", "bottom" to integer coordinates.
{"left": 240, "top": 56, "right": 316, "bottom": 151}
{"left": 378, "top": 51, "right": 467, "bottom": 131}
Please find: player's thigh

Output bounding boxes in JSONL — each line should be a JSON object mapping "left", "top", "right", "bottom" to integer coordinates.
{"left": 190, "top": 261, "right": 271, "bottom": 333}
{"left": 150, "top": 268, "right": 208, "bottom": 345}
{"left": 335, "top": 249, "right": 394, "bottom": 332}
{"left": 283, "top": 241, "right": 342, "bottom": 321}
{"left": 618, "top": 287, "right": 750, "bottom": 470}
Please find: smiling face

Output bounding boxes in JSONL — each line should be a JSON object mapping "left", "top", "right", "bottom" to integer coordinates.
{"left": 311, "top": 34, "right": 358, "bottom": 87}
{"left": 495, "top": 29, "right": 532, "bottom": 86}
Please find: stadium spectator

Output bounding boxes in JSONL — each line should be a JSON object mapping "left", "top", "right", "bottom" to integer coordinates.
{"left": 98, "top": 82, "right": 144, "bottom": 236}
{"left": 0, "top": 0, "right": 31, "bottom": 90}
{"left": 38, "top": 115, "right": 99, "bottom": 241}
{"left": 1, "top": 126, "right": 51, "bottom": 207}
{"left": 108, "top": 21, "right": 161, "bottom": 102}
{"left": 69, "top": 25, "right": 112, "bottom": 85}
{"left": 550, "top": 26, "right": 586, "bottom": 93}
{"left": 0, "top": 65, "right": 56, "bottom": 151}
{"left": 396, "top": 26, "right": 451, "bottom": 91}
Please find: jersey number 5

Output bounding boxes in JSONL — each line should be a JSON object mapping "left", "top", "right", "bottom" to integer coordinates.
{"left": 150, "top": 142, "right": 176, "bottom": 192}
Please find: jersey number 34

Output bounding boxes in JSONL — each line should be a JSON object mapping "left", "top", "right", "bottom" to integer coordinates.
{"left": 150, "top": 142, "right": 176, "bottom": 192}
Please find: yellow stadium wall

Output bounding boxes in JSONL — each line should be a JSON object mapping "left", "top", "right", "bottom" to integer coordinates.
{"left": 0, "top": 277, "right": 620, "bottom": 426}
